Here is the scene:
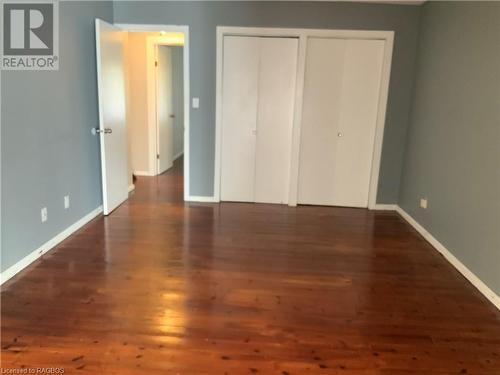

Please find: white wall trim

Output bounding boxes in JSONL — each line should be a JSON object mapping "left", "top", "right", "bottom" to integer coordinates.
{"left": 361, "top": 204, "right": 499, "bottom": 310}
{"left": 395, "top": 206, "right": 500, "bottom": 311}
{"left": 133, "top": 170, "right": 154, "bottom": 177}
{"left": 128, "top": 184, "right": 135, "bottom": 192}
{"left": 214, "top": 27, "right": 394, "bottom": 207}
{"left": 372, "top": 204, "right": 398, "bottom": 210}
{"left": 173, "top": 151, "right": 184, "bottom": 161}
{"left": 186, "top": 195, "right": 219, "bottom": 203}
{"left": 0, "top": 206, "right": 103, "bottom": 285}
{"left": 115, "top": 23, "right": 190, "bottom": 201}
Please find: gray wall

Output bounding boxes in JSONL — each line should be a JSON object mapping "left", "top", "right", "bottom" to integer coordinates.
{"left": 171, "top": 46, "right": 184, "bottom": 158}
{"left": 1, "top": 1, "right": 113, "bottom": 272}
{"left": 114, "top": 1, "right": 421, "bottom": 200}
{"left": 2, "top": 0, "right": 498, "bottom": 299}
{"left": 399, "top": 2, "right": 500, "bottom": 295}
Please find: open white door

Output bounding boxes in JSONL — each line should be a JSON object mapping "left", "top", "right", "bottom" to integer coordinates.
{"left": 95, "top": 19, "right": 128, "bottom": 215}
{"left": 156, "top": 45, "right": 174, "bottom": 174}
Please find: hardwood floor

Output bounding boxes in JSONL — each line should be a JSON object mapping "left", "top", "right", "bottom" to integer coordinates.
{"left": 2, "top": 157, "right": 499, "bottom": 374}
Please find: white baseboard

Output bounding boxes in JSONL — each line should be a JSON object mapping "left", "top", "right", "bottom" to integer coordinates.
{"left": 0, "top": 206, "right": 103, "bottom": 285}
{"left": 133, "top": 171, "right": 153, "bottom": 176}
{"left": 370, "top": 204, "right": 397, "bottom": 210}
{"left": 173, "top": 151, "right": 184, "bottom": 161}
{"left": 128, "top": 184, "right": 135, "bottom": 193}
{"left": 187, "top": 195, "right": 219, "bottom": 203}
{"left": 395, "top": 206, "right": 500, "bottom": 311}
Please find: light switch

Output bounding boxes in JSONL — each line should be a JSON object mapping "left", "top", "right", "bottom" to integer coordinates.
{"left": 192, "top": 97, "right": 200, "bottom": 109}
{"left": 420, "top": 198, "right": 428, "bottom": 209}
{"left": 41, "top": 207, "right": 48, "bottom": 223}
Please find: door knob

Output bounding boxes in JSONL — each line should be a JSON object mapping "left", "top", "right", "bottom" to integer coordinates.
{"left": 169, "top": 114, "right": 175, "bottom": 118}
{"left": 91, "top": 128, "right": 112, "bottom": 135}
{"left": 337, "top": 132, "right": 343, "bottom": 137}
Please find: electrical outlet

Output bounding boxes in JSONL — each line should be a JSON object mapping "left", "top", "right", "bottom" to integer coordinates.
{"left": 41, "top": 207, "right": 48, "bottom": 223}
{"left": 192, "top": 97, "right": 200, "bottom": 109}
{"left": 64, "top": 195, "right": 70, "bottom": 209}
{"left": 420, "top": 198, "right": 428, "bottom": 209}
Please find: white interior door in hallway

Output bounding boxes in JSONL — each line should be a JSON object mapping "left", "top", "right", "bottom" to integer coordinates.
{"left": 156, "top": 45, "right": 174, "bottom": 174}
{"left": 298, "top": 37, "right": 385, "bottom": 208}
{"left": 220, "top": 36, "right": 298, "bottom": 204}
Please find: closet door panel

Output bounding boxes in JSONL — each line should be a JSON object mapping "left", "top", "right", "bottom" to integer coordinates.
{"left": 254, "top": 37, "right": 298, "bottom": 204}
{"left": 298, "top": 38, "right": 346, "bottom": 205}
{"left": 220, "top": 36, "right": 260, "bottom": 202}
{"left": 333, "top": 39, "right": 385, "bottom": 207}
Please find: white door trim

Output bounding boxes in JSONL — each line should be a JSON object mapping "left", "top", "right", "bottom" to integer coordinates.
{"left": 115, "top": 23, "right": 191, "bottom": 201}
{"left": 215, "top": 26, "right": 394, "bottom": 208}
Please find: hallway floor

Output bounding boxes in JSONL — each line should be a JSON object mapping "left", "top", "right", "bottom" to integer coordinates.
{"left": 1, "top": 158, "right": 499, "bottom": 374}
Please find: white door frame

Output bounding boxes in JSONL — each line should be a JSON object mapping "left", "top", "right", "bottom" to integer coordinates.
{"left": 115, "top": 23, "right": 191, "bottom": 201}
{"left": 215, "top": 26, "right": 394, "bottom": 209}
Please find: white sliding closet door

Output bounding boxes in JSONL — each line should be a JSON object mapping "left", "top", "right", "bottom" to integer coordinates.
{"left": 254, "top": 37, "right": 298, "bottom": 204}
{"left": 220, "top": 36, "right": 298, "bottom": 204}
{"left": 220, "top": 36, "right": 260, "bottom": 202}
{"left": 298, "top": 37, "right": 385, "bottom": 208}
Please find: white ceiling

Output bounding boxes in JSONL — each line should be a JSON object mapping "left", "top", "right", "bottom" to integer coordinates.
{"left": 180, "top": 0, "right": 427, "bottom": 3}
{"left": 290, "top": 0, "right": 426, "bottom": 3}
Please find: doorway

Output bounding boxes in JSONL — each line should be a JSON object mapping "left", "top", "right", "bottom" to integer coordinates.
{"left": 155, "top": 44, "right": 184, "bottom": 175}
{"left": 95, "top": 21, "right": 190, "bottom": 214}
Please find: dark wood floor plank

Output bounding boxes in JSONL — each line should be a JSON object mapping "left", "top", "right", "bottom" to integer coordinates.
{"left": 1, "top": 157, "right": 499, "bottom": 374}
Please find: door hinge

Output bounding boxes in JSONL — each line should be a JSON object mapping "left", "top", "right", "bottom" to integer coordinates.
{"left": 155, "top": 61, "right": 158, "bottom": 67}
{"left": 157, "top": 154, "right": 160, "bottom": 159}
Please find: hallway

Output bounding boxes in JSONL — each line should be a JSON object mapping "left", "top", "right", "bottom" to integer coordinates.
{"left": 1, "top": 158, "right": 499, "bottom": 374}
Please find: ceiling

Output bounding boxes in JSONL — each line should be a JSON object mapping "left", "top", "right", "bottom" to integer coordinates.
{"left": 339, "top": 0, "right": 426, "bottom": 4}
{"left": 249, "top": 0, "right": 426, "bottom": 4}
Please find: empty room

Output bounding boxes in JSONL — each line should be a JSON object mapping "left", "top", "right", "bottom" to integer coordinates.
{"left": 1, "top": 0, "right": 499, "bottom": 374}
